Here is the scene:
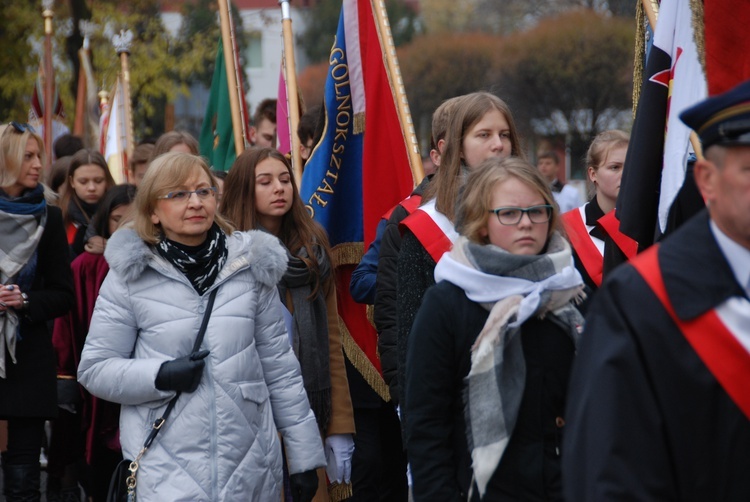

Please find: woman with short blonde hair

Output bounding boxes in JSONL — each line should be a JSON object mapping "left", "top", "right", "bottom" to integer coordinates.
{"left": 78, "top": 151, "right": 325, "bottom": 501}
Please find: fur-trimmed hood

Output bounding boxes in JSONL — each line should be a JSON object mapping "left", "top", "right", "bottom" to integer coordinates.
{"left": 105, "top": 227, "right": 288, "bottom": 288}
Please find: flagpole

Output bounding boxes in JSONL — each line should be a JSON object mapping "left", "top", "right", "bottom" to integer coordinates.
{"left": 218, "top": 0, "right": 245, "bottom": 157}
{"left": 74, "top": 22, "right": 95, "bottom": 138}
{"left": 98, "top": 89, "right": 109, "bottom": 154}
{"left": 279, "top": 0, "right": 303, "bottom": 183}
{"left": 226, "top": 5, "right": 249, "bottom": 146}
{"left": 641, "top": 0, "right": 659, "bottom": 35}
{"left": 369, "top": 0, "right": 424, "bottom": 184}
{"left": 113, "top": 30, "right": 134, "bottom": 166}
{"left": 640, "top": 0, "right": 703, "bottom": 160}
{"left": 42, "top": 0, "right": 54, "bottom": 170}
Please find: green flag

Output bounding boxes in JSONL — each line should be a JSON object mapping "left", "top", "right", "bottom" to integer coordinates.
{"left": 200, "top": 42, "right": 236, "bottom": 172}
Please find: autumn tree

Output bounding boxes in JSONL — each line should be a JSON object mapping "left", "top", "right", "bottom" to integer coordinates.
{"left": 418, "top": 0, "right": 476, "bottom": 33}
{"left": 398, "top": 33, "right": 500, "bottom": 144}
{"left": 178, "top": 0, "right": 249, "bottom": 88}
{"left": 497, "top": 10, "right": 634, "bottom": 177}
{"left": 0, "top": 1, "right": 219, "bottom": 139}
{"left": 421, "top": 0, "right": 636, "bottom": 36}
{"left": 0, "top": 1, "right": 47, "bottom": 120}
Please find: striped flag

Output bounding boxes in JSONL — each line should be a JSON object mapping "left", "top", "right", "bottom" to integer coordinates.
{"left": 300, "top": 0, "right": 415, "bottom": 401}
{"left": 102, "top": 80, "right": 127, "bottom": 184}
{"left": 616, "top": 0, "right": 706, "bottom": 251}
{"left": 74, "top": 47, "right": 101, "bottom": 149}
{"left": 29, "top": 63, "right": 69, "bottom": 154}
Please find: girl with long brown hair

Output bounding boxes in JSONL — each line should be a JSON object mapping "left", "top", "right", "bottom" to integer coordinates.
{"left": 222, "top": 147, "right": 355, "bottom": 501}
{"left": 58, "top": 149, "right": 115, "bottom": 257}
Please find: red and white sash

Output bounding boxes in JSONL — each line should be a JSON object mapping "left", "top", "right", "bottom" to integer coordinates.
{"left": 562, "top": 206, "right": 604, "bottom": 286}
{"left": 632, "top": 246, "right": 750, "bottom": 420}
{"left": 597, "top": 210, "right": 638, "bottom": 259}
{"left": 382, "top": 194, "right": 422, "bottom": 221}
{"left": 400, "top": 199, "right": 458, "bottom": 263}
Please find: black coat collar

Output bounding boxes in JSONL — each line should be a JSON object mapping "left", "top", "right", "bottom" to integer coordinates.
{"left": 658, "top": 210, "right": 747, "bottom": 320}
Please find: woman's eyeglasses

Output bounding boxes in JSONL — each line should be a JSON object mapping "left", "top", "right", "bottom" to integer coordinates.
{"left": 157, "top": 187, "right": 218, "bottom": 202}
{"left": 489, "top": 205, "right": 553, "bottom": 225}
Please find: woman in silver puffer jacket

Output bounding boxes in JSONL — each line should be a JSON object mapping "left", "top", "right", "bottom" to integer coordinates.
{"left": 78, "top": 152, "right": 325, "bottom": 502}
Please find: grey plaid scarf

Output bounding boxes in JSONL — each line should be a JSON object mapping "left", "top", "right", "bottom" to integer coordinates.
{"left": 434, "top": 233, "right": 584, "bottom": 498}
{"left": 0, "top": 186, "right": 48, "bottom": 378}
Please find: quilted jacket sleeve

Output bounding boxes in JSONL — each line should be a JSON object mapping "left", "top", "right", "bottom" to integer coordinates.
{"left": 254, "top": 281, "right": 327, "bottom": 474}
{"left": 78, "top": 272, "right": 175, "bottom": 407}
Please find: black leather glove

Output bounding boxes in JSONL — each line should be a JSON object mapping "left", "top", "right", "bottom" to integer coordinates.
{"left": 289, "top": 469, "right": 318, "bottom": 502}
{"left": 155, "top": 350, "right": 209, "bottom": 393}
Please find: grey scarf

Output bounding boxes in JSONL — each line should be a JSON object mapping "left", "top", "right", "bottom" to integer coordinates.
{"left": 0, "top": 187, "right": 47, "bottom": 379}
{"left": 277, "top": 244, "right": 332, "bottom": 431}
{"left": 434, "top": 233, "right": 584, "bottom": 498}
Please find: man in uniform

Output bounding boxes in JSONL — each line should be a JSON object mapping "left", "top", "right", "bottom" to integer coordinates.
{"left": 562, "top": 79, "right": 750, "bottom": 500}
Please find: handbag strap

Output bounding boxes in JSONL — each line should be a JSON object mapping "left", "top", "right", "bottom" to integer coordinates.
{"left": 142, "top": 288, "right": 218, "bottom": 450}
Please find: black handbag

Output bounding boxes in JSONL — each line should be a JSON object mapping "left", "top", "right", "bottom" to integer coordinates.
{"left": 106, "top": 289, "right": 218, "bottom": 502}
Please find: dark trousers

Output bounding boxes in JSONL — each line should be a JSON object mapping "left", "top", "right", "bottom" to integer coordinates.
{"left": 3, "top": 418, "right": 45, "bottom": 501}
{"left": 4, "top": 418, "right": 45, "bottom": 465}
{"left": 350, "top": 402, "right": 408, "bottom": 502}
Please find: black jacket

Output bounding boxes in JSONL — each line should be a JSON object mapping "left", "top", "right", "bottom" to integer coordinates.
{"left": 374, "top": 176, "right": 431, "bottom": 405}
{"left": 0, "top": 205, "right": 75, "bottom": 419}
{"left": 563, "top": 210, "right": 750, "bottom": 500}
{"left": 406, "top": 280, "right": 574, "bottom": 501}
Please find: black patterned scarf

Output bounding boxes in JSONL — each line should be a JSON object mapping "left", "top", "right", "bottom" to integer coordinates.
{"left": 156, "top": 223, "right": 227, "bottom": 295}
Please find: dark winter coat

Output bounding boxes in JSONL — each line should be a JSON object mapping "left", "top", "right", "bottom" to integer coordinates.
{"left": 0, "top": 205, "right": 75, "bottom": 419}
{"left": 405, "top": 281, "right": 574, "bottom": 501}
{"left": 374, "top": 175, "right": 431, "bottom": 405}
{"left": 563, "top": 210, "right": 750, "bottom": 500}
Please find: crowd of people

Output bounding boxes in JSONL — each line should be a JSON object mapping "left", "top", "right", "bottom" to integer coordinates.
{"left": 1, "top": 79, "right": 749, "bottom": 502}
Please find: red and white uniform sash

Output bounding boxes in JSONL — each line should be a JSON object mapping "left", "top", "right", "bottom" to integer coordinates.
{"left": 633, "top": 246, "right": 750, "bottom": 420}
{"left": 400, "top": 199, "right": 458, "bottom": 263}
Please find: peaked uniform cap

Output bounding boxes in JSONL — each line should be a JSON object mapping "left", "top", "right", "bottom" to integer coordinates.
{"left": 681, "top": 79, "right": 750, "bottom": 150}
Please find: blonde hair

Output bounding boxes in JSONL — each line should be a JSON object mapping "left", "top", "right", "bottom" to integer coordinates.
{"left": 585, "top": 129, "right": 630, "bottom": 195}
{"left": 456, "top": 157, "right": 558, "bottom": 245}
{"left": 424, "top": 92, "right": 525, "bottom": 222}
{"left": 430, "top": 95, "right": 465, "bottom": 150}
{"left": 133, "top": 152, "right": 233, "bottom": 244}
{"left": 0, "top": 124, "right": 46, "bottom": 187}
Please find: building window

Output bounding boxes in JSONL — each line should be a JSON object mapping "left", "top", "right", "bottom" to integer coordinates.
{"left": 245, "top": 32, "right": 262, "bottom": 68}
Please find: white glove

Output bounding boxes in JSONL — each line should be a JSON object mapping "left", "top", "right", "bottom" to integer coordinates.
{"left": 324, "top": 433, "right": 354, "bottom": 484}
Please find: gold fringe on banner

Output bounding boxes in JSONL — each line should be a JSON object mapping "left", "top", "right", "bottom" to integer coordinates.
{"left": 690, "top": 0, "right": 705, "bottom": 76}
{"left": 366, "top": 304, "right": 375, "bottom": 328}
{"left": 353, "top": 112, "right": 365, "bottom": 135}
{"left": 633, "top": 0, "right": 646, "bottom": 118}
{"left": 340, "top": 317, "right": 391, "bottom": 402}
{"left": 333, "top": 242, "right": 365, "bottom": 267}
{"left": 329, "top": 481, "right": 353, "bottom": 501}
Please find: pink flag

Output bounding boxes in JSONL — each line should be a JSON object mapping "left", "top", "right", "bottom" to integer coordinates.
{"left": 276, "top": 64, "right": 291, "bottom": 155}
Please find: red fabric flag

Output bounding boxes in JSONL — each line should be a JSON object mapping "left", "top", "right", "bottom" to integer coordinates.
{"left": 300, "top": 0, "right": 416, "bottom": 398}
{"left": 704, "top": 1, "right": 750, "bottom": 96}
